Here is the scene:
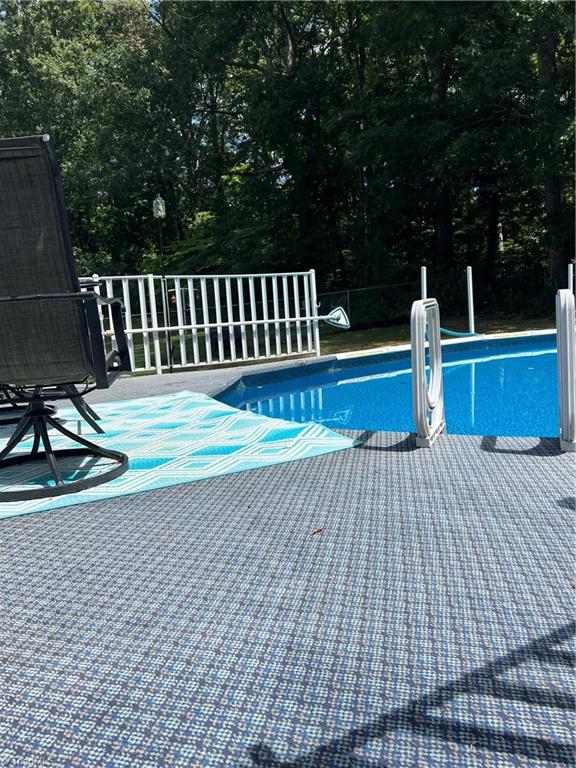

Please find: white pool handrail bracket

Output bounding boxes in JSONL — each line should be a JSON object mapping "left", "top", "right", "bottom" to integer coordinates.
{"left": 411, "top": 298, "right": 446, "bottom": 448}
{"left": 556, "top": 288, "right": 576, "bottom": 452}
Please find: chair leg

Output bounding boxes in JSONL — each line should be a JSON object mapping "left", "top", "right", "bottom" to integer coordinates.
{"left": 46, "top": 414, "right": 118, "bottom": 459}
{"left": 37, "top": 418, "right": 63, "bottom": 486}
{"left": 81, "top": 399, "right": 101, "bottom": 421}
{"left": 0, "top": 415, "right": 33, "bottom": 461}
{"left": 62, "top": 385, "right": 104, "bottom": 433}
{"left": 31, "top": 426, "right": 41, "bottom": 456}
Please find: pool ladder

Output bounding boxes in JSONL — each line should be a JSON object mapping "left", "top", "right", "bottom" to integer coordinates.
{"left": 556, "top": 289, "right": 576, "bottom": 452}
{"left": 411, "top": 298, "right": 446, "bottom": 447}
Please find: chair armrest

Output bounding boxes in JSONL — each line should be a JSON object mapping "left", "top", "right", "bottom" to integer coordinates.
{"left": 82, "top": 293, "right": 132, "bottom": 386}
{"left": 0, "top": 292, "right": 87, "bottom": 303}
{"left": 0, "top": 292, "right": 131, "bottom": 388}
{"left": 106, "top": 299, "right": 131, "bottom": 376}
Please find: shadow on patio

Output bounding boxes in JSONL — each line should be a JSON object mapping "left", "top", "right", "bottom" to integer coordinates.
{"left": 248, "top": 622, "right": 576, "bottom": 767}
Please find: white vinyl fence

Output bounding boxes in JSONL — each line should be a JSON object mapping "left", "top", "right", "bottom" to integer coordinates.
{"left": 82, "top": 271, "right": 322, "bottom": 374}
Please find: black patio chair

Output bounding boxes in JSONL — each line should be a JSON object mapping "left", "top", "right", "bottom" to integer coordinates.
{"left": 0, "top": 134, "right": 131, "bottom": 501}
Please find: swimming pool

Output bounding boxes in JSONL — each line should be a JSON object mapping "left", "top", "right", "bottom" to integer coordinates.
{"left": 219, "top": 333, "right": 558, "bottom": 438}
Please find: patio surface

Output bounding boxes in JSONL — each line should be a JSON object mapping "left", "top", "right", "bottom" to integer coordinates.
{"left": 1, "top": 365, "right": 574, "bottom": 767}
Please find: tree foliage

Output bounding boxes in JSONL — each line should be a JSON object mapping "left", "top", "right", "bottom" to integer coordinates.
{"left": 0, "top": 0, "right": 573, "bottom": 312}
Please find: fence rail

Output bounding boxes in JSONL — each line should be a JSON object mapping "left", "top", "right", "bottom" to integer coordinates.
{"left": 81, "top": 271, "right": 321, "bottom": 374}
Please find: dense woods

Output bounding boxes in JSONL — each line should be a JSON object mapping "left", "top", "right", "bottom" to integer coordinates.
{"left": 0, "top": 0, "right": 573, "bottom": 315}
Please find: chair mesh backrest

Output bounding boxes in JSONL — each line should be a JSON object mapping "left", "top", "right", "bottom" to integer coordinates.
{"left": 0, "top": 135, "right": 93, "bottom": 386}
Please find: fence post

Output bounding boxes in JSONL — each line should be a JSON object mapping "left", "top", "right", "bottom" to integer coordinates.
{"left": 147, "top": 274, "right": 163, "bottom": 374}
{"left": 466, "top": 266, "right": 475, "bottom": 334}
{"left": 309, "top": 269, "right": 321, "bottom": 357}
{"left": 420, "top": 266, "right": 427, "bottom": 300}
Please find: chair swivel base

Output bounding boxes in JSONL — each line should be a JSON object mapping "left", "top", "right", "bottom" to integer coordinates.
{"left": 0, "top": 401, "right": 128, "bottom": 502}
{"left": 0, "top": 402, "right": 56, "bottom": 426}
{"left": 0, "top": 447, "right": 128, "bottom": 501}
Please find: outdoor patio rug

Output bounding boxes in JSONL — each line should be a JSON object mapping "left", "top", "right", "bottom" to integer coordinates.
{"left": 0, "top": 390, "right": 358, "bottom": 519}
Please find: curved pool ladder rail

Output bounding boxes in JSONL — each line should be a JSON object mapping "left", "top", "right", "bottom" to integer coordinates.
{"left": 556, "top": 288, "right": 576, "bottom": 452}
{"left": 411, "top": 298, "right": 446, "bottom": 448}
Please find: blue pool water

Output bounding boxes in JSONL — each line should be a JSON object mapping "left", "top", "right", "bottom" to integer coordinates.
{"left": 220, "top": 334, "right": 559, "bottom": 437}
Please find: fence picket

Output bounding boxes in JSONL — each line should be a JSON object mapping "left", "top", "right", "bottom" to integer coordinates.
{"left": 199, "top": 277, "right": 212, "bottom": 364}
{"left": 303, "top": 274, "right": 313, "bottom": 352}
{"left": 282, "top": 274, "right": 292, "bottom": 355}
{"left": 225, "top": 277, "right": 237, "bottom": 362}
{"left": 187, "top": 278, "right": 200, "bottom": 366}
{"left": 292, "top": 274, "right": 302, "bottom": 353}
{"left": 272, "top": 276, "right": 281, "bottom": 355}
{"left": 137, "top": 277, "right": 151, "bottom": 370}
{"left": 213, "top": 278, "right": 225, "bottom": 362}
{"left": 248, "top": 276, "right": 260, "bottom": 358}
{"left": 121, "top": 278, "right": 135, "bottom": 368}
{"left": 237, "top": 277, "right": 248, "bottom": 358}
{"left": 147, "top": 274, "right": 163, "bottom": 374}
{"left": 260, "top": 276, "right": 271, "bottom": 357}
{"left": 173, "top": 277, "right": 187, "bottom": 366}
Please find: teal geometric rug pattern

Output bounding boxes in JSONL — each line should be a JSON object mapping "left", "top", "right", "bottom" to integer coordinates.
{"left": 0, "top": 390, "right": 358, "bottom": 520}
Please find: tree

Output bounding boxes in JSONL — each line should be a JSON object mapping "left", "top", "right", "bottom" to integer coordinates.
{"left": 0, "top": 0, "right": 572, "bottom": 315}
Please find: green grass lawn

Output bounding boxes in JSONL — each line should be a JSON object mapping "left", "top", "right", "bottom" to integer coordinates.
{"left": 319, "top": 314, "right": 555, "bottom": 355}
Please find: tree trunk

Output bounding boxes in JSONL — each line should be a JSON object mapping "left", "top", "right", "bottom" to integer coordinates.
{"left": 538, "top": 26, "right": 570, "bottom": 289}
{"left": 482, "top": 185, "right": 502, "bottom": 300}
{"left": 434, "top": 184, "right": 454, "bottom": 265}
{"left": 429, "top": 57, "right": 454, "bottom": 266}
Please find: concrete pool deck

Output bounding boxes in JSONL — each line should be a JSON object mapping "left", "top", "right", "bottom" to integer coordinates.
{"left": 1, "top": 360, "right": 574, "bottom": 767}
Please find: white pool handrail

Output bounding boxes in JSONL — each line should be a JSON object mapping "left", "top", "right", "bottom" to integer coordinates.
{"left": 411, "top": 298, "right": 446, "bottom": 447}
{"left": 556, "top": 288, "right": 576, "bottom": 452}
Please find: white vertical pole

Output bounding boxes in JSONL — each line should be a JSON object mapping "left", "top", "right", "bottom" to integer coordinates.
{"left": 160, "top": 274, "right": 171, "bottom": 370}
{"left": 121, "top": 278, "right": 135, "bottom": 369}
{"left": 309, "top": 269, "right": 321, "bottom": 357}
{"left": 556, "top": 289, "right": 576, "bottom": 451}
{"left": 248, "top": 276, "right": 260, "bottom": 358}
{"left": 200, "top": 277, "right": 212, "bottom": 363}
{"left": 303, "top": 274, "right": 313, "bottom": 352}
{"left": 225, "top": 277, "right": 237, "bottom": 362}
{"left": 187, "top": 278, "right": 200, "bottom": 365}
{"left": 293, "top": 274, "right": 302, "bottom": 353}
{"left": 237, "top": 277, "right": 248, "bottom": 359}
{"left": 91, "top": 273, "right": 109, "bottom": 363}
{"left": 261, "top": 276, "right": 271, "bottom": 357}
{"left": 174, "top": 277, "right": 187, "bottom": 366}
{"left": 147, "top": 274, "right": 163, "bottom": 374}
{"left": 272, "top": 276, "right": 281, "bottom": 355}
{"left": 569, "top": 262, "right": 574, "bottom": 293}
{"left": 92, "top": 274, "right": 104, "bottom": 334}
{"left": 137, "top": 277, "right": 151, "bottom": 370}
{"left": 105, "top": 278, "right": 116, "bottom": 352}
{"left": 282, "top": 274, "right": 292, "bottom": 355}
{"left": 213, "top": 278, "right": 225, "bottom": 362}
{"left": 470, "top": 361, "right": 476, "bottom": 428}
{"left": 466, "top": 265, "right": 475, "bottom": 334}
{"left": 421, "top": 266, "right": 427, "bottom": 300}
